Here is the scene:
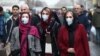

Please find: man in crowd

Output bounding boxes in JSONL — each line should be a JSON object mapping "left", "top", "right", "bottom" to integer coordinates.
{"left": 74, "top": 4, "right": 90, "bottom": 33}
{"left": 6, "top": 5, "right": 19, "bottom": 42}
{"left": 20, "top": 4, "right": 40, "bottom": 26}
{"left": 92, "top": 3, "right": 100, "bottom": 44}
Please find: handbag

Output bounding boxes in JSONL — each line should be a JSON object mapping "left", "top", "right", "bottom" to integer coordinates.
{"left": 0, "top": 42, "right": 11, "bottom": 56}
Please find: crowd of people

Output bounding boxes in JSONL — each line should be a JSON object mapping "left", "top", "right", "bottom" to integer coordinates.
{"left": 0, "top": 3, "right": 100, "bottom": 56}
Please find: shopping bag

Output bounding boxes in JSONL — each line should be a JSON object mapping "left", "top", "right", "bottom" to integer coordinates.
{"left": 91, "top": 26, "right": 96, "bottom": 36}
{"left": 90, "top": 26, "right": 96, "bottom": 42}
{"left": 4, "top": 42, "right": 11, "bottom": 56}
{"left": 0, "top": 43, "right": 7, "bottom": 56}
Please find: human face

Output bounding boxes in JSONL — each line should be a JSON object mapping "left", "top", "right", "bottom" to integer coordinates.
{"left": 12, "top": 7, "right": 19, "bottom": 16}
{"left": 21, "top": 7, "right": 29, "bottom": 13}
{"left": 65, "top": 11, "right": 74, "bottom": 20}
{"left": 42, "top": 10, "right": 49, "bottom": 21}
{"left": 21, "top": 14, "right": 29, "bottom": 24}
{"left": 22, "top": 14, "right": 29, "bottom": 19}
{"left": 65, "top": 11, "right": 74, "bottom": 25}
{"left": 62, "top": 8, "right": 67, "bottom": 13}
{"left": 74, "top": 5, "right": 82, "bottom": 14}
{"left": 42, "top": 10, "right": 49, "bottom": 15}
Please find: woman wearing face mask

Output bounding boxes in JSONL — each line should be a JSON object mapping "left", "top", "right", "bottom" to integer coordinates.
{"left": 57, "top": 11, "right": 90, "bottom": 56}
{"left": 37, "top": 7, "right": 60, "bottom": 56}
{"left": 37, "top": 7, "right": 52, "bottom": 56}
{"left": 10, "top": 13, "right": 41, "bottom": 56}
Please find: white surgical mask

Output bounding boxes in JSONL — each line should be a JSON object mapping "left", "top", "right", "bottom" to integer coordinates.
{"left": 21, "top": 17, "right": 29, "bottom": 24}
{"left": 66, "top": 18, "right": 73, "bottom": 26}
{"left": 42, "top": 15, "right": 49, "bottom": 21}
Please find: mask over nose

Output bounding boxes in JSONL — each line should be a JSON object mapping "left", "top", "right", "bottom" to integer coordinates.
{"left": 21, "top": 17, "right": 29, "bottom": 24}
{"left": 66, "top": 18, "right": 73, "bottom": 26}
{"left": 42, "top": 15, "right": 49, "bottom": 21}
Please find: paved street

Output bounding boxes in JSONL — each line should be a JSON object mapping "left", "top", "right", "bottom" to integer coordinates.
{"left": 89, "top": 41, "right": 100, "bottom": 56}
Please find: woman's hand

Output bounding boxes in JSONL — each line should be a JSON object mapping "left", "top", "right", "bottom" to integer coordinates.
{"left": 46, "top": 29, "right": 50, "bottom": 34}
{"left": 67, "top": 48, "right": 75, "bottom": 53}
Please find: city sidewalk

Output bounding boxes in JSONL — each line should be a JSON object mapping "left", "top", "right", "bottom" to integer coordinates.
{"left": 89, "top": 41, "right": 100, "bottom": 56}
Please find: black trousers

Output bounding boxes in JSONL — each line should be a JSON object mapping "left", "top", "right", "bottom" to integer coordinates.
{"left": 40, "top": 33, "right": 59, "bottom": 56}
{"left": 68, "top": 53, "right": 75, "bottom": 56}
{"left": 51, "top": 34, "right": 59, "bottom": 56}
{"left": 10, "top": 49, "right": 31, "bottom": 56}
{"left": 9, "top": 49, "right": 20, "bottom": 56}
{"left": 40, "top": 35, "right": 46, "bottom": 56}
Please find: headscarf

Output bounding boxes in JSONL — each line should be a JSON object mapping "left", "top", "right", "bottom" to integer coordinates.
{"left": 63, "top": 11, "right": 79, "bottom": 31}
{"left": 40, "top": 7, "right": 52, "bottom": 30}
{"left": 19, "top": 13, "right": 40, "bottom": 38}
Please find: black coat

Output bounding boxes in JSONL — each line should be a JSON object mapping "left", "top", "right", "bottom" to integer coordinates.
{"left": 6, "top": 18, "right": 18, "bottom": 42}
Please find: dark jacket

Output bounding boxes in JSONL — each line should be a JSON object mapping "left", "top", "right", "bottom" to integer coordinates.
{"left": 37, "top": 14, "right": 60, "bottom": 56}
{"left": 0, "top": 15, "right": 7, "bottom": 43}
{"left": 31, "top": 14, "right": 40, "bottom": 26}
{"left": 77, "top": 11, "right": 90, "bottom": 31}
{"left": 6, "top": 16, "right": 19, "bottom": 42}
{"left": 92, "top": 8, "right": 100, "bottom": 28}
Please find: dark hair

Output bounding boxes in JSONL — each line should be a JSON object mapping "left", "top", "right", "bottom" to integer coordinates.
{"left": 12, "top": 5, "right": 19, "bottom": 9}
{"left": 0, "top": 6, "right": 3, "bottom": 12}
{"left": 41, "top": 7, "right": 48, "bottom": 14}
{"left": 63, "top": 10, "right": 79, "bottom": 29}
{"left": 64, "top": 10, "right": 78, "bottom": 23}
{"left": 80, "top": 4, "right": 84, "bottom": 8}
{"left": 41, "top": 7, "right": 52, "bottom": 16}
{"left": 64, "top": 10, "right": 76, "bottom": 19}
{"left": 41, "top": 7, "right": 52, "bottom": 22}
{"left": 61, "top": 7, "right": 67, "bottom": 10}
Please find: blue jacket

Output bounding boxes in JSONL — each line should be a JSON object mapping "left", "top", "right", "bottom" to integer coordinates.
{"left": 0, "top": 15, "right": 7, "bottom": 42}
{"left": 77, "top": 11, "right": 90, "bottom": 32}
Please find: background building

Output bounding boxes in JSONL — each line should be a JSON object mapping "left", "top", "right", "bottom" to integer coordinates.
{"left": 0, "top": 0, "right": 97, "bottom": 11}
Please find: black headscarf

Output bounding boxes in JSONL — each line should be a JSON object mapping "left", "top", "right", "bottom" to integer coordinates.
{"left": 63, "top": 11, "right": 79, "bottom": 48}
{"left": 63, "top": 12, "right": 79, "bottom": 31}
